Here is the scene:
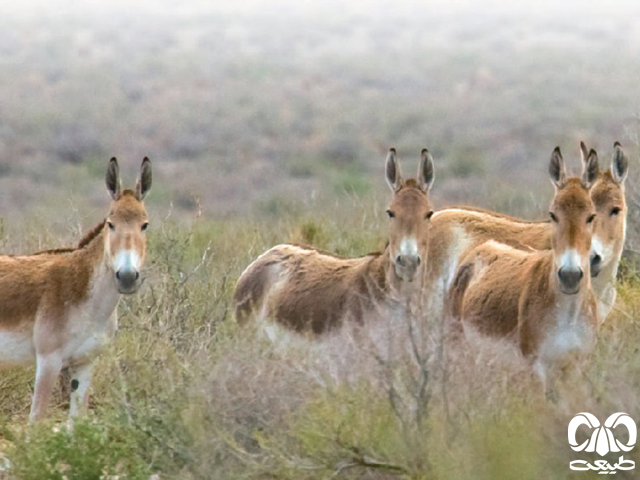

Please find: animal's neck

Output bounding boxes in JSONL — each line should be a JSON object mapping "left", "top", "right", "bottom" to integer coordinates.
{"left": 77, "top": 225, "right": 107, "bottom": 263}
{"left": 594, "top": 218, "right": 626, "bottom": 293}
{"left": 77, "top": 226, "right": 119, "bottom": 300}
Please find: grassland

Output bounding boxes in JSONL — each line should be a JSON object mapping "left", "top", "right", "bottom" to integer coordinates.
{"left": 0, "top": 201, "right": 638, "bottom": 479}
{"left": 1, "top": 1, "right": 640, "bottom": 479}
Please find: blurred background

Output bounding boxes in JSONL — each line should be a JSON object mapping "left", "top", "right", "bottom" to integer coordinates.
{"left": 1, "top": 0, "right": 640, "bottom": 225}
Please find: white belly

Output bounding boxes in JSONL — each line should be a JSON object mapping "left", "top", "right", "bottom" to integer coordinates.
{"left": 0, "top": 330, "right": 35, "bottom": 366}
{"left": 61, "top": 308, "right": 118, "bottom": 366}
{"left": 539, "top": 317, "right": 594, "bottom": 366}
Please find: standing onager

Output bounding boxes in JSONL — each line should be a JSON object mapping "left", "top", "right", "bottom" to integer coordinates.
{"left": 448, "top": 147, "right": 599, "bottom": 398}
{"left": 0, "top": 158, "right": 152, "bottom": 421}
{"left": 233, "top": 148, "right": 435, "bottom": 336}
{"left": 425, "top": 142, "right": 627, "bottom": 323}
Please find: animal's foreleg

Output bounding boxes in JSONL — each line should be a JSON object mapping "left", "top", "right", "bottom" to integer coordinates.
{"left": 532, "top": 358, "right": 554, "bottom": 402}
{"left": 30, "top": 353, "right": 63, "bottom": 421}
{"left": 69, "top": 362, "right": 94, "bottom": 418}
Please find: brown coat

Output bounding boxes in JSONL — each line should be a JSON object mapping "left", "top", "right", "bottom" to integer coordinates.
{"left": 234, "top": 149, "right": 436, "bottom": 337}
{"left": 449, "top": 148, "right": 600, "bottom": 398}
{"left": 425, "top": 144, "right": 628, "bottom": 324}
{"left": 0, "top": 158, "right": 152, "bottom": 421}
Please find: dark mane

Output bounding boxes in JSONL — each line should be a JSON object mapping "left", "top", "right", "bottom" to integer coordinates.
{"left": 78, "top": 219, "right": 107, "bottom": 249}
{"left": 34, "top": 247, "right": 77, "bottom": 255}
{"left": 33, "top": 220, "right": 106, "bottom": 256}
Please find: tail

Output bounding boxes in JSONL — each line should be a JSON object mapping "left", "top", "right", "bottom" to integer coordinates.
{"left": 233, "top": 255, "right": 277, "bottom": 326}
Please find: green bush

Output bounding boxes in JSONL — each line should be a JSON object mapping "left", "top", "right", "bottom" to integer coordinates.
{"left": 8, "top": 419, "right": 150, "bottom": 480}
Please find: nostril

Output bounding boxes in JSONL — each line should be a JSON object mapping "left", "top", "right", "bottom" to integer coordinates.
{"left": 396, "top": 255, "right": 403, "bottom": 266}
{"left": 558, "top": 267, "right": 584, "bottom": 286}
{"left": 135, "top": 271, "right": 140, "bottom": 280}
{"left": 116, "top": 271, "right": 121, "bottom": 280}
{"left": 416, "top": 256, "right": 421, "bottom": 266}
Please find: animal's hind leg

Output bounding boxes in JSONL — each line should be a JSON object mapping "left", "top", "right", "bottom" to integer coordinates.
{"left": 234, "top": 266, "right": 271, "bottom": 326}
{"left": 68, "top": 362, "right": 94, "bottom": 418}
{"left": 30, "top": 352, "right": 63, "bottom": 421}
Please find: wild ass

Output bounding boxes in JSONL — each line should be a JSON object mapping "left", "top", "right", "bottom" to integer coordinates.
{"left": 0, "top": 158, "right": 151, "bottom": 421}
{"left": 425, "top": 142, "right": 627, "bottom": 323}
{"left": 234, "top": 148, "right": 435, "bottom": 336}
{"left": 448, "top": 147, "right": 599, "bottom": 398}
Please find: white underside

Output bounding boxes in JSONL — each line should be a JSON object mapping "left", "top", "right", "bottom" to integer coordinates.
{"left": 0, "top": 330, "right": 36, "bottom": 366}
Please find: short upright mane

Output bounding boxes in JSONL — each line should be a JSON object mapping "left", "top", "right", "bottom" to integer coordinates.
{"left": 77, "top": 219, "right": 107, "bottom": 249}
{"left": 401, "top": 179, "right": 426, "bottom": 191}
{"left": 34, "top": 220, "right": 106, "bottom": 256}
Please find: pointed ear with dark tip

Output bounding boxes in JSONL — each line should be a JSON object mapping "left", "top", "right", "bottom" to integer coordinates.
{"left": 611, "top": 142, "right": 628, "bottom": 185}
{"left": 579, "top": 141, "right": 589, "bottom": 164}
{"left": 136, "top": 157, "right": 152, "bottom": 200}
{"left": 418, "top": 148, "right": 435, "bottom": 192}
{"left": 385, "top": 148, "right": 403, "bottom": 192}
{"left": 549, "top": 147, "right": 567, "bottom": 189}
{"left": 581, "top": 149, "right": 599, "bottom": 189}
{"left": 106, "top": 157, "right": 121, "bottom": 200}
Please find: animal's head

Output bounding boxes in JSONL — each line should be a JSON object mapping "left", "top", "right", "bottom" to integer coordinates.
{"left": 384, "top": 148, "right": 435, "bottom": 283}
{"left": 583, "top": 142, "right": 628, "bottom": 278}
{"left": 105, "top": 157, "right": 152, "bottom": 294}
{"left": 548, "top": 146, "right": 598, "bottom": 295}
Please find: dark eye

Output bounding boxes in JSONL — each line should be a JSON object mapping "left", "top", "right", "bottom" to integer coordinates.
{"left": 141, "top": 222, "right": 149, "bottom": 231}
{"left": 549, "top": 212, "right": 558, "bottom": 223}
{"left": 586, "top": 214, "right": 596, "bottom": 224}
{"left": 425, "top": 210, "right": 434, "bottom": 220}
{"left": 610, "top": 207, "right": 621, "bottom": 217}
{"left": 107, "top": 221, "right": 115, "bottom": 231}
{"left": 386, "top": 210, "right": 395, "bottom": 218}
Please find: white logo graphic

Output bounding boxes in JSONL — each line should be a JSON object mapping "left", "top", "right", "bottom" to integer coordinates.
{"left": 568, "top": 412, "right": 637, "bottom": 474}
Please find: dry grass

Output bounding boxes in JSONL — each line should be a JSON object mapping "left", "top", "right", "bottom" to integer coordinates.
{"left": 0, "top": 204, "right": 638, "bottom": 479}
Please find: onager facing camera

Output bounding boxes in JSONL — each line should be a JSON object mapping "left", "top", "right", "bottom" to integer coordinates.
{"left": 449, "top": 147, "right": 599, "bottom": 399}
{"left": 425, "top": 142, "right": 627, "bottom": 323}
{"left": 0, "top": 157, "right": 152, "bottom": 421}
{"left": 234, "top": 148, "right": 435, "bottom": 337}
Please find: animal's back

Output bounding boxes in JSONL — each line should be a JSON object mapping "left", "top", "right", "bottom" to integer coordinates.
{"left": 234, "top": 244, "right": 377, "bottom": 333}
{"left": 0, "top": 254, "right": 54, "bottom": 327}
{"left": 425, "top": 207, "right": 551, "bottom": 321}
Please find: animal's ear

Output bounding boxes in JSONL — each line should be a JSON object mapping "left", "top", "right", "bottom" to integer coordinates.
{"left": 106, "top": 157, "right": 121, "bottom": 200}
{"left": 581, "top": 149, "right": 599, "bottom": 189}
{"left": 579, "top": 141, "right": 589, "bottom": 165}
{"left": 548, "top": 147, "right": 567, "bottom": 189}
{"left": 611, "top": 142, "right": 629, "bottom": 185}
{"left": 385, "top": 148, "right": 403, "bottom": 192}
{"left": 418, "top": 148, "right": 435, "bottom": 192}
{"left": 136, "top": 157, "right": 152, "bottom": 200}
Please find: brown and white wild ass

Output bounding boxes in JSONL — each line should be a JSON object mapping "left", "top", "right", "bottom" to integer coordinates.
{"left": 0, "top": 157, "right": 151, "bottom": 421}
{"left": 448, "top": 147, "right": 599, "bottom": 398}
{"left": 234, "top": 148, "right": 435, "bottom": 337}
{"left": 425, "top": 142, "right": 627, "bottom": 324}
